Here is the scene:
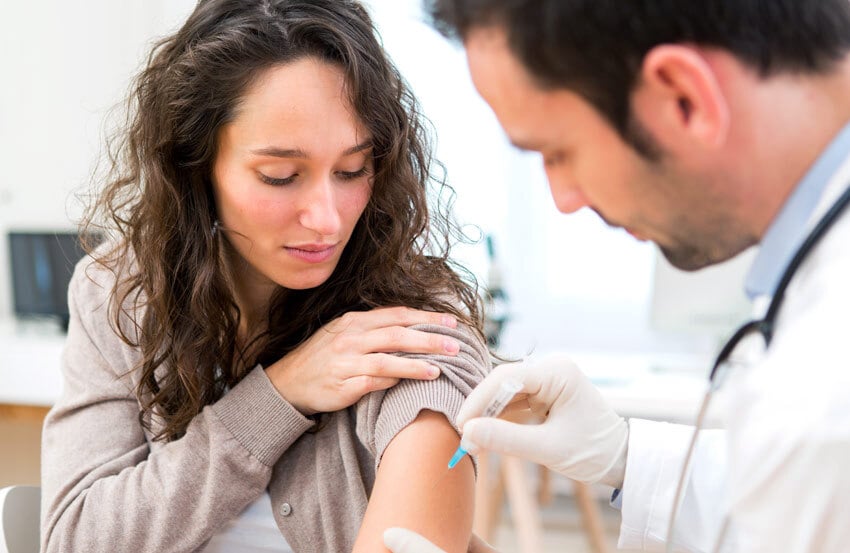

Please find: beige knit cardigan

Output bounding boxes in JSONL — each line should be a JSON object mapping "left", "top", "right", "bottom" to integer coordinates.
{"left": 40, "top": 256, "right": 490, "bottom": 552}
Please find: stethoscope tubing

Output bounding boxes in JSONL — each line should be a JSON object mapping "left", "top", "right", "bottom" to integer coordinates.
{"left": 664, "top": 183, "right": 850, "bottom": 553}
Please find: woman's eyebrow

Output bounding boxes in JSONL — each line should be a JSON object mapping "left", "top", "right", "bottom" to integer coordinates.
{"left": 250, "top": 146, "right": 308, "bottom": 158}
{"left": 250, "top": 140, "right": 373, "bottom": 158}
{"left": 343, "top": 140, "right": 373, "bottom": 155}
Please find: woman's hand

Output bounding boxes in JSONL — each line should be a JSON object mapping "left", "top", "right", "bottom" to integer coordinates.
{"left": 265, "top": 307, "right": 461, "bottom": 415}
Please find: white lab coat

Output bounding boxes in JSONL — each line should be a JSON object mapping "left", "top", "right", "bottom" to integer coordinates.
{"left": 619, "top": 155, "right": 850, "bottom": 552}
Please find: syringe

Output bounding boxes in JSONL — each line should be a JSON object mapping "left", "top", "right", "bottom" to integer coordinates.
{"left": 447, "top": 377, "right": 523, "bottom": 469}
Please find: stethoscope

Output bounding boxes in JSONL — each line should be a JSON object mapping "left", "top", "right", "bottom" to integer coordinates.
{"left": 665, "top": 182, "right": 850, "bottom": 553}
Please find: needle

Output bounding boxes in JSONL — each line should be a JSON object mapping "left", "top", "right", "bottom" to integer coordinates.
{"left": 444, "top": 377, "right": 523, "bottom": 471}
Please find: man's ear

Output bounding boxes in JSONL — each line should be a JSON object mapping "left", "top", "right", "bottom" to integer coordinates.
{"left": 632, "top": 45, "right": 730, "bottom": 150}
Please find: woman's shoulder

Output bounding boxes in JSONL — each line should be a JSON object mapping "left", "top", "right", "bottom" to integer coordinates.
{"left": 69, "top": 240, "right": 143, "bottom": 342}
{"left": 70, "top": 240, "right": 133, "bottom": 306}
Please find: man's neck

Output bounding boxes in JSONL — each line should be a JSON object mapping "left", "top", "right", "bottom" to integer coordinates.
{"left": 740, "top": 56, "right": 850, "bottom": 240}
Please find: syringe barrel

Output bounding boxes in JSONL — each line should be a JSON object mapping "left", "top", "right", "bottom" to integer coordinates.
{"left": 480, "top": 377, "right": 523, "bottom": 418}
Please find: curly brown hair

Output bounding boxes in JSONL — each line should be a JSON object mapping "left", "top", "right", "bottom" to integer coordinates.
{"left": 82, "top": 0, "right": 484, "bottom": 441}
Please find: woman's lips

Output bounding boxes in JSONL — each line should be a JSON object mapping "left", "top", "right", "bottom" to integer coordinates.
{"left": 284, "top": 243, "right": 338, "bottom": 263}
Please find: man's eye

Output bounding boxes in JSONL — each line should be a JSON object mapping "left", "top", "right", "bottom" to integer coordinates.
{"left": 543, "top": 153, "right": 567, "bottom": 167}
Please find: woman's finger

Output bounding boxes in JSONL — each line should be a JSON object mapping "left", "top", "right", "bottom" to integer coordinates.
{"left": 345, "top": 374, "right": 400, "bottom": 396}
{"left": 336, "top": 306, "right": 458, "bottom": 332}
{"left": 356, "top": 353, "right": 442, "bottom": 381}
{"left": 358, "top": 325, "right": 460, "bottom": 356}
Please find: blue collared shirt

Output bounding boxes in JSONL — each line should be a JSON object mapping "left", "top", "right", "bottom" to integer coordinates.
{"left": 745, "top": 121, "right": 850, "bottom": 300}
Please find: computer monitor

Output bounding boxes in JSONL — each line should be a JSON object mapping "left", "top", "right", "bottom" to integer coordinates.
{"left": 8, "top": 231, "right": 91, "bottom": 330}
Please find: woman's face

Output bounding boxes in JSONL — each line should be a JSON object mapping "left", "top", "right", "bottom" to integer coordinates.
{"left": 212, "top": 58, "right": 373, "bottom": 300}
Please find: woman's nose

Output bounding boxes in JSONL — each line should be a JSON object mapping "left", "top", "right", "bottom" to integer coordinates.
{"left": 298, "top": 178, "right": 342, "bottom": 235}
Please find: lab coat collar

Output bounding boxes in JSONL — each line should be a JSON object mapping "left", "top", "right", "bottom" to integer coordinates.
{"left": 744, "top": 120, "right": 850, "bottom": 300}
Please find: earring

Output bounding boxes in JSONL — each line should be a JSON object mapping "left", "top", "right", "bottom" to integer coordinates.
{"left": 212, "top": 220, "right": 220, "bottom": 236}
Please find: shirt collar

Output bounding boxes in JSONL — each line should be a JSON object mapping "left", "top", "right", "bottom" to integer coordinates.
{"left": 744, "top": 121, "right": 850, "bottom": 299}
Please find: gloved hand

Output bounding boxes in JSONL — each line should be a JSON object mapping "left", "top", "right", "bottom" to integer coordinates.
{"left": 457, "top": 354, "right": 629, "bottom": 488}
{"left": 383, "top": 528, "right": 497, "bottom": 553}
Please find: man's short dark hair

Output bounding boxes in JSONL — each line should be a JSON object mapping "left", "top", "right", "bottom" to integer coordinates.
{"left": 427, "top": 0, "right": 850, "bottom": 140}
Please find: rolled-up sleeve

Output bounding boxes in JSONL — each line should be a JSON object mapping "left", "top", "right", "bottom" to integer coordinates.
{"left": 357, "top": 323, "right": 491, "bottom": 469}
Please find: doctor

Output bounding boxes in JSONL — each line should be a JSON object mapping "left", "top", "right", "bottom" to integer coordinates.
{"left": 385, "top": 0, "right": 850, "bottom": 552}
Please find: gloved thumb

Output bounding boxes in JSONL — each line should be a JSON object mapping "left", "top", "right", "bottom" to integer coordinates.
{"left": 383, "top": 527, "right": 446, "bottom": 553}
{"left": 462, "top": 417, "right": 548, "bottom": 464}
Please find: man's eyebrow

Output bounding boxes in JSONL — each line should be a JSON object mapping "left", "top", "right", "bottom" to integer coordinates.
{"left": 250, "top": 140, "right": 373, "bottom": 158}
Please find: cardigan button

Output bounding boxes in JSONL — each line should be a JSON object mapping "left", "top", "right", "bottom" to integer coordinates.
{"left": 279, "top": 502, "right": 293, "bottom": 517}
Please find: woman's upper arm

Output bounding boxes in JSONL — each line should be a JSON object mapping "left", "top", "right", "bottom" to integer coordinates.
{"left": 352, "top": 320, "right": 489, "bottom": 552}
{"left": 353, "top": 409, "right": 475, "bottom": 553}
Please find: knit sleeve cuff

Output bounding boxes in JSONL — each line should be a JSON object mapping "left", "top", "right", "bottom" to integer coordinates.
{"left": 211, "top": 365, "right": 315, "bottom": 466}
{"left": 367, "top": 323, "right": 490, "bottom": 473}
{"left": 373, "top": 376, "right": 467, "bottom": 470}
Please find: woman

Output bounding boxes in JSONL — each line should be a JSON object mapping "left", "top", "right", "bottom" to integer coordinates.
{"left": 39, "top": 1, "right": 489, "bottom": 551}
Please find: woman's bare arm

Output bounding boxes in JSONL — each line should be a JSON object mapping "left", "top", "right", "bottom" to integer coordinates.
{"left": 353, "top": 409, "right": 475, "bottom": 553}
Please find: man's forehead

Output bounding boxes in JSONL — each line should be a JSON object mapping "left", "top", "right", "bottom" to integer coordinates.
{"left": 465, "top": 29, "right": 538, "bottom": 99}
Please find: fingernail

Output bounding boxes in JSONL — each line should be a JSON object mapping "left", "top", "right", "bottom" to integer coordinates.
{"left": 444, "top": 339, "right": 460, "bottom": 353}
{"left": 427, "top": 365, "right": 441, "bottom": 378}
{"left": 442, "top": 315, "right": 457, "bottom": 328}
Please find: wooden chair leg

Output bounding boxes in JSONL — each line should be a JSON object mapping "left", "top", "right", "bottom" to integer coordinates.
{"left": 473, "top": 451, "right": 504, "bottom": 542}
{"left": 537, "top": 464, "right": 553, "bottom": 506}
{"left": 501, "top": 456, "right": 542, "bottom": 553}
{"left": 573, "top": 480, "right": 610, "bottom": 553}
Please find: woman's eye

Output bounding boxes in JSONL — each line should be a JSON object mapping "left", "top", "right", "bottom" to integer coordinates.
{"left": 337, "top": 167, "right": 369, "bottom": 180}
{"left": 259, "top": 173, "right": 297, "bottom": 186}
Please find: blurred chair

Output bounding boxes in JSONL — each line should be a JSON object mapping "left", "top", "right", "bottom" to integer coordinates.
{"left": 473, "top": 410, "right": 610, "bottom": 553}
{"left": 0, "top": 486, "right": 40, "bottom": 553}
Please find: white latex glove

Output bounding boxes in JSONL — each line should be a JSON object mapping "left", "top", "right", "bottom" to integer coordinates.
{"left": 383, "top": 528, "right": 497, "bottom": 553}
{"left": 457, "top": 354, "right": 629, "bottom": 488}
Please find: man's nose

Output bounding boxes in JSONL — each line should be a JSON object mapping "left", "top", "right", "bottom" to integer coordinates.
{"left": 546, "top": 171, "right": 589, "bottom": 214}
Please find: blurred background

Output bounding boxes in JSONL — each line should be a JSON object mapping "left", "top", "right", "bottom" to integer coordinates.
{"left": 0, "top": 1, "right": 755, "bottom": 551}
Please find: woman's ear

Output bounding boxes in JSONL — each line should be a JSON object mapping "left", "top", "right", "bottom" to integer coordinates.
{"left": 632, "top": 44, "right": 730, "bottom": 150}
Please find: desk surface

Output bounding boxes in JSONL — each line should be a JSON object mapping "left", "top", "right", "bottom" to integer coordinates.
{"left": 571, "top": 351, "right": 713, "bottom": 425}
{"left": 0, "top": 321, "right": 714, "bottom": 424}
{"left": 0, "top": 321, "right": 65, "bottom": 407}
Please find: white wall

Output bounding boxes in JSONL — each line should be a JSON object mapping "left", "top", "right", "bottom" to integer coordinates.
{"left": 0, "top": 1, "right": 195, "bottom": 318}
{"left": 0, "top": 0, "right": 748, "bottom": 364}
{"left": 364, "top": 0, "right": 745, "bottom": 361}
